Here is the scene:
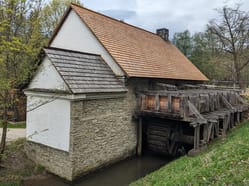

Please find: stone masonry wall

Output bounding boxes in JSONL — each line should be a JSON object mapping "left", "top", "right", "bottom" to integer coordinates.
{"left": 69, "top": 78, "right": 151, "bottom": 179}
{"left": 25, "top": 141, "right": 73, "bottom": 181}
{"left": 70, "top": 93, "right": 137, "bottom": 178}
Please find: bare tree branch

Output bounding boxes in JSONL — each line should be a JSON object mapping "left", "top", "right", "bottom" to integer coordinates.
{"left": 208, "top": 5, "right": 249, "bottom": 87}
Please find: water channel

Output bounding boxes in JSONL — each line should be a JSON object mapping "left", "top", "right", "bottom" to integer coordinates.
{"left": 24, "top": 153, "right": 172, "bottom": 186}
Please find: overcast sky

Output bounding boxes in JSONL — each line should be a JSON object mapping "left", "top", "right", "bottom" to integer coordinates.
{"left": 81, "top": 0, "right": 249, "bottom": 38}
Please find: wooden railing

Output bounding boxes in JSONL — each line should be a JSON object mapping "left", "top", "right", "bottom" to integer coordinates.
{"left": 137, "top": 89, "right": 247, "bottom": 120}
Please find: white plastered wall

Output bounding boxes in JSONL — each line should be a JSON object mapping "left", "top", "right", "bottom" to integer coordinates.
{"left": 29, "top": 57, "right": 68, "bottom": 91}
{"left": 26, "top": 95, "right": 71, "bottom": 152}
{"left": 50, "top": 10, "right": 124, "bottom": 76}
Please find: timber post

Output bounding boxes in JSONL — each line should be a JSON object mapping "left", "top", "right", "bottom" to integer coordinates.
{"left": 137, "top": 117, "right": 143, "bottom": 156}
{"left": 194, "top": 124, "right": 200, "bottom": 150}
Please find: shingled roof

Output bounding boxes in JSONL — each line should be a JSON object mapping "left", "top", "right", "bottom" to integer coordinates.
{"left": 44, "top": 47, "right": 127, "bottom": 94}
{"left": 50, "top": 4, "right": 208, "bottom": 81}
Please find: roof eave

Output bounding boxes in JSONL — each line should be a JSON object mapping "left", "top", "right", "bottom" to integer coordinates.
{"left": 24, "top": 88, "right": 127, "bottom": 101}
{"left": 127, "top": 75, "right": 209, "bottom": 82}
{"left": 24, "top": 88, "right": 71, "bottom": 95}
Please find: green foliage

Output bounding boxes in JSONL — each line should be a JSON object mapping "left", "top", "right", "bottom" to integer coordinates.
{"left": 189, "top": 32, "right": 214, "bottom": 79}
{"left": 0, "top": 182, "right": 20, "bottom": 186}
{"left": 0, "top": 0, "right": 46, "bottom": 155}
{"left": 172, "top": 30, "right": 192, "bottom": 57}
{"left": 0, "top": 0, "right": 83, "bottom": 156}
{"left": 172, "top": 28, "right": 233, "bottom": 81}
{"left": 41, "top": 0, "right": 83, "bottom": 37}
{"left": 172, "top": 5, "right": 249, "bottom": 86}
{"left": 131, "top": 121, "right": 249, "bottom": 186}
{"left": 0, "top": 0, "right": 46, "bottom": 84}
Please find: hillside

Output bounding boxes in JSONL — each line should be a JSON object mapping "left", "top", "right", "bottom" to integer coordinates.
{"left": 131, "top": 120, "right": 249, "bottom": 186}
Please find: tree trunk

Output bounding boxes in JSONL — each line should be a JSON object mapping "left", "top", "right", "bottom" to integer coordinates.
{"left": 232, "top": 64, "right": 237, "bottom": 88}
{"left": 0, "top": 120, "right": 7, "bottom": 155}
{"left": 233, "top": 53, "right": 242, "bottom": 88}
{"left": 0, "top": 97, "right": 8, "bottom": 161}
{"left": 233, "top": 55, "right": 243, "bottom": 89}
{"left": 236, "top": 70, "right": 244, "bottom": 89}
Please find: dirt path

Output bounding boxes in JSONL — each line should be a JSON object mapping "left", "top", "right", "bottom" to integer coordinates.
{"left": 0, "top": 128, "right": 26, "bottom": 141}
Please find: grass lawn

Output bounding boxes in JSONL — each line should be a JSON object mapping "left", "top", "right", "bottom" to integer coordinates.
{"left": 131, "top": 120, "right": 249, "bottom": 186}
{"left": 0, "top": 122, "right": 26, "bottom": 129}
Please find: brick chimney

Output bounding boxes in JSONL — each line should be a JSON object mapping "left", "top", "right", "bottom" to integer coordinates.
{"left": 156, "top": 28, "right": 169, "bottom": 41}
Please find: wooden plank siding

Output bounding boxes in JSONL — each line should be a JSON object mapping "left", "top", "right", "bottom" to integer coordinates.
{"left": 136, "top": 87, "right": 249, "bottom": 155}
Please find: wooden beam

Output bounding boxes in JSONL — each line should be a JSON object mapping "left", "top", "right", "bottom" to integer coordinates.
{"left": 221, "top": 95, "right": 234, "bottom": 110}
{"left": 140, "top": 95, "right": 146, "bottom": 110}
{"left": 137, "top": 118, "right": 143, "bottom": 156}
{"left": 155, "top": 94, "right": 160, "bottom": 111}
{"left": 207, "top": 122, "right": 214, "bottom": 141}
{"left": 168, "top": 95, "right": 172, "bottom": 112}
{"left": 196, "top": 126, "right": 200, "bottom": 149}
{"left": 194, "top": 125, "right": 200, "bottom": 150}
{"left": 230, "top": 112, "right": 235, "bottom": 128}
{"left": 236, "top": 112, "right": 240, "bottom": 123}
{"left": 203, "top": 124, "right": 208, "bottom": 143}
{"left": 180, "top": 96, "right": 188, "bottom": 119}
{"left": 188, "top": 101, "right": 207, "bottom": 124}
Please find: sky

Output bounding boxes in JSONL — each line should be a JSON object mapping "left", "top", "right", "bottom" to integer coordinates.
{"left": 81, "top": 0, "right": 249, "bottom": 38}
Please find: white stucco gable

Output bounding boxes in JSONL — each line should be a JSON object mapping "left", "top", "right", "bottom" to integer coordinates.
{"left": 29, "top": 56, "right": 69, "bottom": 91}
{"left": 50, "top": 10, "right": 124, "bottom": 76}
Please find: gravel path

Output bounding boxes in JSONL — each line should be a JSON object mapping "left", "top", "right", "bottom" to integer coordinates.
{"left": 0, "top": 128, "right": 26, "bottom": 141}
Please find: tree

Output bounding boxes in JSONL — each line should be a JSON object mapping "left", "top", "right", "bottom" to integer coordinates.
{"left": 41, "top": 0, "right": 82, "bottom": 37}
{"left": 171, "top": 29, "right": 227, "bottom": 80}
{"left": 208, "top": 5, "right": 249, "bottom": 87}
{"left": 0, "top": 0, "right": 83, "bottom": 159}
{"left": 190, "top": 32, "right": 214, "bottom": 78}
{"left": 0, "top": 0, "right": 45, "bottom": 158}
{"left": 172, "top": 30, "right": 192, "bottom": 57}
{"left": 190, "top": 30, "right": 230, "bottom": 81}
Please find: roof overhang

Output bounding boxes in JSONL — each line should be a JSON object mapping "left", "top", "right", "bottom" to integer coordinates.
{"left": 24, "top": 88, "right": 127, "bottom": 101}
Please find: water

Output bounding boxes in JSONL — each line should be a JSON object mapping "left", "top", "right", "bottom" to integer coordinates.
{"left": 24, "top": 153, "right": 171, "bottom": 186}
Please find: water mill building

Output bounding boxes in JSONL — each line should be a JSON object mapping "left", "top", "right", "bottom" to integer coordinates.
{"left": 24, "top": 3, "right": 248, "bottom": 181}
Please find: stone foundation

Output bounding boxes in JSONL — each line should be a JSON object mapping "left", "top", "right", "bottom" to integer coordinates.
{"left": 25, "top": 141, "right": 73, "bottom": 180}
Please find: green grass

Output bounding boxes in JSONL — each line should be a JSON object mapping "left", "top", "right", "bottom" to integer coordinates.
{"left": 131, "top": 121, "right": 249, "bottom": 186}
{"left": 0, "top": 122, "right": 26, "bottom": 128}
{"left": 0, "top": 183, "right": 20, "bottom": 186}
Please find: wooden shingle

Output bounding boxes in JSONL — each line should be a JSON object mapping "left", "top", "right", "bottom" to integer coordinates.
{"left": 65, "top": 4, "right": 208, "bottom": 81}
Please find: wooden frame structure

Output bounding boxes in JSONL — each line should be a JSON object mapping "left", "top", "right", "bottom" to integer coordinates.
{"left": 136, "top": 86, "right": 248, "bottom": 156}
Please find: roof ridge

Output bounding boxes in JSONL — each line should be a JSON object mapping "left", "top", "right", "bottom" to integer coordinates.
{"left": 44, "top": 46, "right": 101, "bottom": 57}
{"left": 70, "top": 3, "right": 160, "bottom": 37}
